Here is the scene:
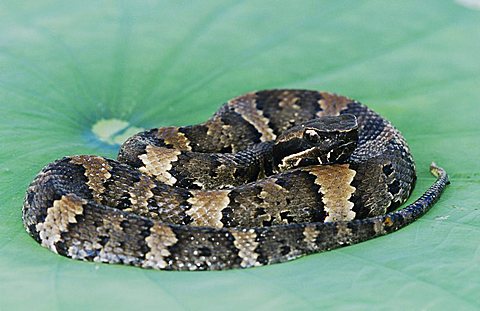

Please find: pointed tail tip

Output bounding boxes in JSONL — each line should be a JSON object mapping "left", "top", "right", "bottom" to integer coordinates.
{"left": 429, "top": 162, "right": 449, "bottom": 184}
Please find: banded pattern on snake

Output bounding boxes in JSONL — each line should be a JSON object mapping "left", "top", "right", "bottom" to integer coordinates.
{"left": 23, "top": 89, "right": 449, "bottom": 270}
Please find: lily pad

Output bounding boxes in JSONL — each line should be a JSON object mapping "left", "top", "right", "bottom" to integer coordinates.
{"left": 1, "top": 0, "right": 479, "bottom": 310}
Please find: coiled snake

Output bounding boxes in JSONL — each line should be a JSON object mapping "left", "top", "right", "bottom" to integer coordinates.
{"left": 23, "top": 89, "right": 449, "bottom": 270}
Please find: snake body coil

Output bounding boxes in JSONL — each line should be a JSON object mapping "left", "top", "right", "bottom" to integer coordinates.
{"left": 23, "top": 89, "right": 449, "bottom": 270}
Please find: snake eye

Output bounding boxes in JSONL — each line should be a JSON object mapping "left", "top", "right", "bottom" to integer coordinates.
{"left": 304, "top": 129, "right": 321, "bottom": 143}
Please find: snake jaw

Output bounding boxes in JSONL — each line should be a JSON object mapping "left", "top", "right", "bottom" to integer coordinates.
{"left": 276, "top": 146, "right": 317, "bottom": 171}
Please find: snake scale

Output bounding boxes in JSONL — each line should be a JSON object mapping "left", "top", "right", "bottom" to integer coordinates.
{"left": 23, "top": 89, "right": 449, "bottom": 271}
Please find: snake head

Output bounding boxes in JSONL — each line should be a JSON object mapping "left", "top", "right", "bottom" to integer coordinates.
{"left": 272, "top": 114, "right": 358, "bottom": 172}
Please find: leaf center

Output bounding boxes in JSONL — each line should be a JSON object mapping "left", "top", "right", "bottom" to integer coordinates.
{"left": 91, "top": 119, "right": 144, "bottom": 146}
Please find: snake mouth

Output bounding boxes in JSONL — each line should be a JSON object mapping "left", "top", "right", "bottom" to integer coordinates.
{"left": 276, "top": 139, "right": 357, "bottom": 171}
{"left": 277, "top": 146, "right": 318, "bottom": 171}
{"left": 326, "top": 140, "right": 358, "bottom": 163}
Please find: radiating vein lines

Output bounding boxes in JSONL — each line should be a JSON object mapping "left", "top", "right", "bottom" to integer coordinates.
{"left": 133, "top": 0, "right": 244, "bottom": 110}
{"left": 141, "top": 272, "right": 197, "bottom": 309}
{"left": 241, "top": 269, "right": 314, "bottom": 308}
{"left": 137, "top": 0, "right": 366, "bottom": 119}
{"left": 146, "top": 3, "right": 459, "bottom": 116}
{"left": 338, "top": 251, "right": 478, "bottom": 307}
{"left": 279, "top": 16, "right": 462, "bottom": 87}
{"left": 107, "top": 0, "right": 133, "bottom": 118}
{"left": 0, "top": 4, "right": 99, "bottom": 117}
{"left": 0, "top": 81, "right": 91, "bottom": 130}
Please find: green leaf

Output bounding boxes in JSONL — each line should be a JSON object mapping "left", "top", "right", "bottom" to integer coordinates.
{"left": 1, "top": 0, "right": 479, "bottom": 310}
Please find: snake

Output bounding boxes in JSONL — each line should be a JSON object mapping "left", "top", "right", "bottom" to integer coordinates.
{"left": 23, "top": 89, "right": 450, "bottom": 271}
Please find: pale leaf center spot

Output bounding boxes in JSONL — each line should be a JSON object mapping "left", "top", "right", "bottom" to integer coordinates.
{"left": 91, "top": 119, "right": 144, "bottom": 145}
{"left": 455, "top": 0, "right": 480, "bottom": 10}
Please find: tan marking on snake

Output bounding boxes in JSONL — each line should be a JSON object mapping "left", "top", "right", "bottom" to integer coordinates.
{"left": 317, "top": 93, "right": 352, "bottom": 117}
{"left": 231, "top": 179, "right": 291, "bottom": 227}
{"left": 142, "top": 223, "right": 178, "bottom": 269}
{"left": 335, "top": 222, "right": 353, "bottom": 245}
{"left": 258, "top": 179, "right": 290, "bottom": 222}
{"left": 230, "top": 93, "right": 276, "bottom": 141}
{"left": 186, "top": 190, "right": 230, "bottom": 228}
{"left": 278, "top": 91, "right": 301, "bottom": 109}
{"left": 231, "top": 229, "right": 260, "bottom": 268}
{"left": 138, "top": 145, "right": 181, "bottom": 185}
{"left": 89, "top": 214, "right": 128, "bottom": 263}
{"left": 36, "top": 194, "right": 85, "bottom": 253}
{"left": 70, "top": 156, "right": 112, "bottom": 204}
{"left": 308, "top": 164, "right": 357, "bottom": 222}
{"left": 205, "top": 117, "right": 235, "bottom": 151}
{"left": 303, "top": 225, "right": 319, "bottom": 249}
{"left": 373, "top": 218, "right": 386, "bottom": 235}
{"left": 127, "top": 174, "right": 156, "bottom": 217}
{"left": 157, "top": 127, "right": 192, "bottom": 151}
